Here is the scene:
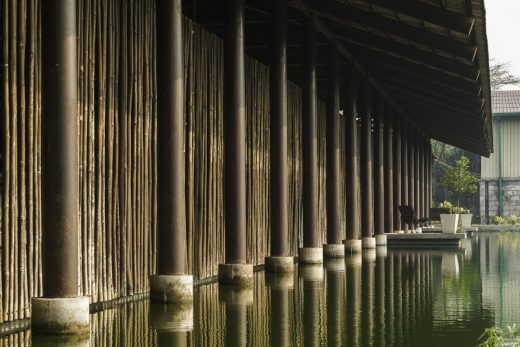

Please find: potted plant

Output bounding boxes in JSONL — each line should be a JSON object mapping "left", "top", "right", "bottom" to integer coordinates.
{"left": 441, "top": 156, "right": 478, "bottom": 228}
{"left": 459, "top": 207, "right": 473, "bottom": 228}
{"left": 439, "top": 201, "right": 459, "bottom": 234}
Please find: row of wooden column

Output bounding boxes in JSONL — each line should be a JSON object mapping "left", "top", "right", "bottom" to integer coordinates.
{"left": 35, "top": 0, "right": 434, "bottom": 335}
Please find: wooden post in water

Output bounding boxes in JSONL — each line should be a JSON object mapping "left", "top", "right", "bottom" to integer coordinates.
{"left": 324, "top": 45, "right": 344, "bottom": 258}
{"left": 401, "top": 121, "right": 409, "bottom": 232}
{"left": 219, "top": 0, "right": 254, "bottom": 284}
{"left": 344, "top": 68, "right": 361, "bottom": 253}
{"left": 32, "top": 0, "right": 89, "bottom": 335}
{"left": 393, "top": 114, "right": 402, "bottom": 233}
{"left": 384, "top": 105, "right": 394, "bottom": 235}
{"left": 408, "top": 126, "right": 415, "bottom": 232}
{"left": 374, "top": 95, "right": 386, "bottom": 245}
{"left": 360, "top": 82, "right": 376, "bottom": 248}
{"left": 265, "top": 0, "right": 294, "bottom": 273}
{"left": 299, "top": 17, "right": 323, "bottom": 264}
{"left": 151, "top": 0, "right": 193, "bottom": 303}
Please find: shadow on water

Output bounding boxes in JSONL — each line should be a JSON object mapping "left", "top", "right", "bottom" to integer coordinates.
{"left": 5, "top": 232, "right": 520, "bottom": 346}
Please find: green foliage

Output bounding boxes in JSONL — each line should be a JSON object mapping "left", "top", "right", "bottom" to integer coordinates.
{"left": 490, "top": 59, "right": 520, "bottom": 91}
{"left": 439, "top": 200, "right": 455, "bottom": 214}
{"left": 493, "top": 216, "right": 507, "bottom": 225}
{"left": 441, "top": 156, "right": 478, "bottom": 208}
{"left": 509, "top": 215, "right": 520, "bottom": 226}
{"left": 477, "top": 325, "right": 520, "bottom": 346}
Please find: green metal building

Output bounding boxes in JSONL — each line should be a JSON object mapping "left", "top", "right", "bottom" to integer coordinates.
{"left": 481, "top": 90, "right": 520, "bottom": 222}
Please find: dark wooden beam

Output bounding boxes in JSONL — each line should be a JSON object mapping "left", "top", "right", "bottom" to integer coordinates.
{"left": 358, "top": 54, "right": 479, "bottom": 95}
{"left": 333, "top": 26, "right": 478, "bottom": 80}
{"left": 368, "top": 0, "right": 475, "bottom": 35}
{"left": 306, "top": 0, "right": 477, "bottom": 60}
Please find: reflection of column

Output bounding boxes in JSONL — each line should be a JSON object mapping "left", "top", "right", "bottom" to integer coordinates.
{"left": 326, "top": 259, "right": 346, "bottom": 345}
{"left": 300, "top": 265, "right": 324, "bottom": 347}
{"left": 150, "top": 303, "right": 194, "bottom": 347}
{"left": 362, "top": 250, "right": 376, "bottom": 346}
{"left": 266, "top": 273, "right": 294, "bottom": 347}
{"left": 31, "top": 336, "right": 90, "bottom": 347}
{"left": 375, "top": 247, "right": 386, "bottom": 346}
{"left": 441, "top": 253, "right": 460, "bottom": 277}
{"left": 219, "top": 286, "right": 254, "bottom": 346}
{"left": 346, "top": 254, "right": 362, "bottom": 346}
{"left": 385, "top": 255, "right": 395, "bottom": 346}
{"left": 394, "top": 253, "right": 403, "bottom": 345}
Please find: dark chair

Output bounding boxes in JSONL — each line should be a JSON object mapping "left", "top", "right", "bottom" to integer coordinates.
{"left": 399, "top": 205, "right": 430, "bottom": 229}
{"left": 429, "top": 208, "right": 449, "bottom": 222}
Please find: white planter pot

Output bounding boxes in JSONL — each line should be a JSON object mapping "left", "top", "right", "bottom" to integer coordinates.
{"left": 460, "top": 214, "right": 473, "bottom": 227}
{"left": 440, "top": 214, "right": 459, "bottom": 234}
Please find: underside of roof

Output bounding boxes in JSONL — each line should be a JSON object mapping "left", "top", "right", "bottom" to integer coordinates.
{"left": 183, "top": 0, "right": 493, "bottom": 157}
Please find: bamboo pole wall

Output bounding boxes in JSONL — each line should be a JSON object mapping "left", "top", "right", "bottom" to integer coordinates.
{"left": 0, "top": 0, "right": 346, "bottom": 323}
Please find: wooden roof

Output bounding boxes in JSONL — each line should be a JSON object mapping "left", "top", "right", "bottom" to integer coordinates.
{"left": 183, "top": 0, "right": 493, "bottom": 156}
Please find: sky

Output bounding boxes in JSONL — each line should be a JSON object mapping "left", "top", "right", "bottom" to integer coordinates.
{"left": 484, "top": 0, "right": 520, "bottom": 90}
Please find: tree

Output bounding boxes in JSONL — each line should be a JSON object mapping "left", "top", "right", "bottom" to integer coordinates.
{"left": 490, "top": 60, "right": 520, "bottom": 90}
{"left": 441, "top": 156, "right": 478, "bottom": 209}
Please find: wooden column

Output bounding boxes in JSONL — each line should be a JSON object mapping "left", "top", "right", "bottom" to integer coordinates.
{"left": 414, "top": 134, "right": 421, "bottom": 221}
{"left": 301, "top": 18, "right": 319, "bottom": 248}
{"left": 33, "top": 0, "right": 89, "bottom": 335}
{"left": 408, "top": 126, "right": 415, "bottom": 229}
{"left": 420, "top": 137, "right": 426, "bottom": 220}
{"left": 41, "top": 0, "right": 79, "bottom": 299}
{"left": 156, "top": 0, "right": 186, "bottom": 276}
{"left": 360, "top": 82, "right": 375, "bottom": 245}
{"left": 401, "top": 121, "right": 408, "bottom": 231}
{"left": 392, "top": 114, "right": 401, "bottom": 232}
{"left": 326, "top": 45, "right": 342, "bottom": 246}
{"left": 344, "top": 68, "right": 361, "bottom": 252}
{"left": 269, "top": 0, "right": 289, "bottom": 257}
{"left": 373, "top": 95, "right": 385, "bottom": 237}
{"left": 224, "top": 0, "right": 247, "bottom": 265}
{"left": 219, "top": 0, "right": 253, "bottom": 284}
{"left": 384, "top": 105, "right": 394, "bottom": 234}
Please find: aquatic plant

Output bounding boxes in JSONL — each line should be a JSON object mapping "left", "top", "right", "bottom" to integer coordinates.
{"left": 477, "top": 325, "right": 520, "bottom": 346}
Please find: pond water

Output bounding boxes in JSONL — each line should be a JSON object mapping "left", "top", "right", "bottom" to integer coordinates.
{"left": 7, "top": 232, "right": 520, "bottom": 346}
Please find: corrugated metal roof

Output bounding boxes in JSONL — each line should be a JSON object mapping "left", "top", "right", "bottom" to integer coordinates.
{"left": 492, "top": 90, "right": 520, "bottom": 114}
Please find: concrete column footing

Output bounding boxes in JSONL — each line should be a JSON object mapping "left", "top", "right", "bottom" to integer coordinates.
{"left": 343, "top": 239, "right": 362, "bottom": 253}
{"left": 298, "top": 247, "right": 323, "bottom": 264}
{"left": 323, "top": 243, "right": 345, "bottom": 258}
{"left": 265, "top": 256, "right": 295, "bottom": 273}
{"left": 218, "top": 263, "right": 254, "bottom": 285}
{"left": 362, "top": 237, "right": 377, "bottom": 249}
{"left": 31, "top": 296, "right": 90, "bottom": 335}
{"left": 150, "top": 274, "right": 193, "bottom": 303}
{"left": 375, "top": 234, "right": 387, "bottom": 246}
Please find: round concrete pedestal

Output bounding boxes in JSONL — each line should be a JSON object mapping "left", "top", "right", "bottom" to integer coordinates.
{"left": 298, "top": 247, "right": 323, "bottom": 264}
{"left": 218, "top": 263, "right": 254, "bottom": 285}
{"left": 343, "top": 239, "right": 362, "bottom": 253}
{"left": 323, "top": 244, "right": 345, "bottom": 258}
{"left": 298, "top": 264, "right": 324, "bottom": 282}
{"left": 362, "top": 237, "right": 376, "bottom": 249}
{"left": 31, "top": 335, "right": 90, "bottom": 347}
{"left": 265, "top": 256, "right": 295, "bottom": 273}
{"left": 375, "top": 234, "right": 387, "bottom": 246}
{"left": 31, "top": 297, "right": 90, "bottom": 335}
{"left": 149, "top": 303, "right": 194, "bottom": 332}
{"left": 150, "top": 275, "right": 193, "bottom": 303}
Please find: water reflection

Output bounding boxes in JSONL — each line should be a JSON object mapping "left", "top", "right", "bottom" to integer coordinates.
{"left": 6, "top": 233, "right": 520, "bottom": 346}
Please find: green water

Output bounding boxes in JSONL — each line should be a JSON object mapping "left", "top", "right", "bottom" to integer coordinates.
{"left": 12, "top": 232, "right": 520, "bottom": 346}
